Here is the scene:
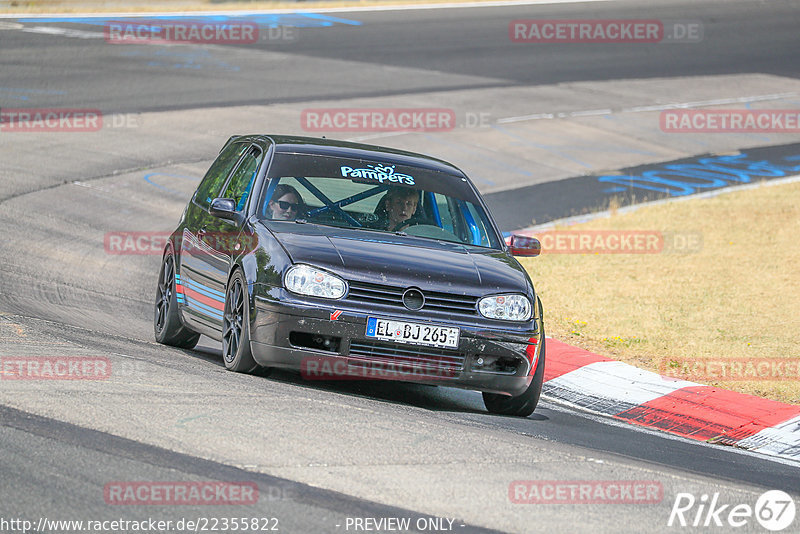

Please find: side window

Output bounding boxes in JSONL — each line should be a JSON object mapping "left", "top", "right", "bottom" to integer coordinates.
{"left": 465, "top": 202, "right": 497, "bottom": 247}
{"left": 194, "top": 142, "right": 248, "bottom": 209}
{"left": 432, "top": 193, "right": 456, "bottom": 233}
{"left": 223, "top": 147, "right": 262, "bottom": 211}
{"left": 262, "top": 177, "right": 317, "bottom": 213}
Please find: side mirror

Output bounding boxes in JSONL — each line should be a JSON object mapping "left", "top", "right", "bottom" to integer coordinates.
{"left": 510, "top": 235, "right": 541, "bottom": 257}
{"left": 209, "top": 198, "right": 239, "bottom": 221}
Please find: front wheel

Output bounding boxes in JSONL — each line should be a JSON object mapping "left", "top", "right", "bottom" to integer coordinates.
{"left": 154, "top": 250, "right": 200, "bottom": 349}
{"left": 222, "top": 269, "right": 259, "bottom": 373}
{"left": 483, "top": 336, "right": 545, "bottom": 417}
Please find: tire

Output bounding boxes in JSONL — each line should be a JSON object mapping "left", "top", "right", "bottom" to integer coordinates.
{"left": 222, "top": 269, "right": 259, "bottom": 373}
{"left": 154, "top": 250, "right": 200, "bottom": 349}
{"left": 483, "top": 335, "right": 546, "bottom": 417}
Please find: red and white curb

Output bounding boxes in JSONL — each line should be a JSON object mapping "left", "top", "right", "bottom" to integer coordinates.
{"left": 543, "top": 339, "right": 800, "bottom": 462}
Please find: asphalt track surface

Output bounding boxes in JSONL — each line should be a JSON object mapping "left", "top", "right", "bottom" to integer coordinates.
{"left": 1, "top": 1, "right": 800, "bottom": 533}
{"left": 0, "top": 0, "right": 798, "bottom": 112}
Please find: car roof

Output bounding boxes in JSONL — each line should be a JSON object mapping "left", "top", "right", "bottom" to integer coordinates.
{"left": 235, "top": 134, "right": 468, "bottom": 177}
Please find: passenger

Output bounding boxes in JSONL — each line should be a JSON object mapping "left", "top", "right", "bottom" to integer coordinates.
{"left": 375, "top": 187, "right": 421, "bottom": 232}
{"left": 267, "top": 184, "right": 305, "bottom": 220}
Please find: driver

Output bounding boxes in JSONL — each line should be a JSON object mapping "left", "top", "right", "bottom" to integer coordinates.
{"left": 267, "top": 184, "right": 305, "bottom": 220}
{"left": 375, "top": 187, "right": 420, "bottom": 232}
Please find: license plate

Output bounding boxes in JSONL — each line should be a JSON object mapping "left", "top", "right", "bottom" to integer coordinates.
{"left": 365, "top": 317, "right": 460, "bottom": 349}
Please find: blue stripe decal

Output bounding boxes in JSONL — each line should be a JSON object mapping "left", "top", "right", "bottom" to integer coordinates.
{"left": 182, "top": 277, "right": 225, "bottom": 300}
{"left": 185, "top": 296, "right": 224, "bottom": 320}
{"left": 187, "top": 299, "right": 223, "bottom": 319}
{"left": 183, "top": 275, "right": 224, "bottom": 297}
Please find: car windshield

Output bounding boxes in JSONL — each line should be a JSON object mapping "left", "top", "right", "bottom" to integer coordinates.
{"left": 259, "top": 153, "right": 502, "bottom": 249}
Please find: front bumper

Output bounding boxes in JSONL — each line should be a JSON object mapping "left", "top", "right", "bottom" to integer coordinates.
{"left": 249, "top": 289, "right": 542, "bottom": 397}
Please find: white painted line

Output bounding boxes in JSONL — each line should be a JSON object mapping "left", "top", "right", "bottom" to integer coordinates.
{"left": 498, "top": 92, "right": 800, "bottom": 125}
{"left": 0, "top": 0, "right": 617, "bottom": 19}
{"left": 517, "top": 173, "right": 800, "bottom": 233}
{"left": 622, "top": 93, "right": 799, "bottom": 113}
{"left": 21, "top": 26, "right": 104, "bottom": 38}
{"left": 569, "top": 108, "right": 613, "bottom": 117}
{"left": 498, "top": 113, "right": 555, "bottom": 124}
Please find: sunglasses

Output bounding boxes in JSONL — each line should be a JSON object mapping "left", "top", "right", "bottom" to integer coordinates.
{"left": 274, "top": 200, "right": 301, "bottom": 211}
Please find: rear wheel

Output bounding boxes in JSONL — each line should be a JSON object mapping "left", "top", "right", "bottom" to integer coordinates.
{"left": 222, "top": 269, "right": 259, "bottom": 373}
{"left": 154, "top": 251, "right": 200, "bottom": 349}
{"left": 483, "top": 336, "right": 545, "bottom": 417}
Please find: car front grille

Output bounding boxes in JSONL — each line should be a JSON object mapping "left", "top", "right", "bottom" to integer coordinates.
{"left": 346, "top": 280, "right": 478, "bottom": 315}
{"left": 347, "top": 339, "right": 465, "bottom": 377}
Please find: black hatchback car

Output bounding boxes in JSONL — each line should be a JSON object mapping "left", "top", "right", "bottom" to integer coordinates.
{"left": 155, "top": 135, "right": 545, "bottom": 416}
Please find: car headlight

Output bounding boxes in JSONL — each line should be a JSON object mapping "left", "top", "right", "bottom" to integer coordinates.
{"left": 285, "top": 265, "right": 347, "bottom": 299}
{"left": 477, "top": 294, "right": 531, "bottom": 321}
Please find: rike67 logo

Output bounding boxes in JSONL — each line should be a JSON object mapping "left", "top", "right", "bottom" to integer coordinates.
{"left": 668, "top": 490, "right": 796, "bottom": 531}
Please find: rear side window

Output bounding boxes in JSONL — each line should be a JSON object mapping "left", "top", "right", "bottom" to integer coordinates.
{"left": 223, "top": 147, "right": 263, "bottom": 211}
{"left": 194, "top": 142, "right": 248, "bottom": 209}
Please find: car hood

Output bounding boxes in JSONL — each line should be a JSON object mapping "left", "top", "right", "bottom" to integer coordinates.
{"left": 266, "top": 223, "right": 531, "bottom": 295}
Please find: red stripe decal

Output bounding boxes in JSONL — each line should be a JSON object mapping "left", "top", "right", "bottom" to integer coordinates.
{"left": 182, "top": 286, "right": 225, "bottom": 311}
{"left": 614, "top": 386, "right": 800, "bottom": 442}
{"left": 544, "top": 338, "right": 614, "bottom": 382}
{"left": 175, "top": 284, "right": 185, "bottom": 294}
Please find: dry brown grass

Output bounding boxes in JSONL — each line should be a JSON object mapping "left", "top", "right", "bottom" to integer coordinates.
{"left": 520, "top": 180, "right": 800, "bottom": 404}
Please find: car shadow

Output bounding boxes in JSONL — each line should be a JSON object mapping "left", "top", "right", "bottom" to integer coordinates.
{"left": 272, "top": 369, "right": 549, "bottom": 421}
{"left": 187, "top": 340, "right": 548, "bottom": 420}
